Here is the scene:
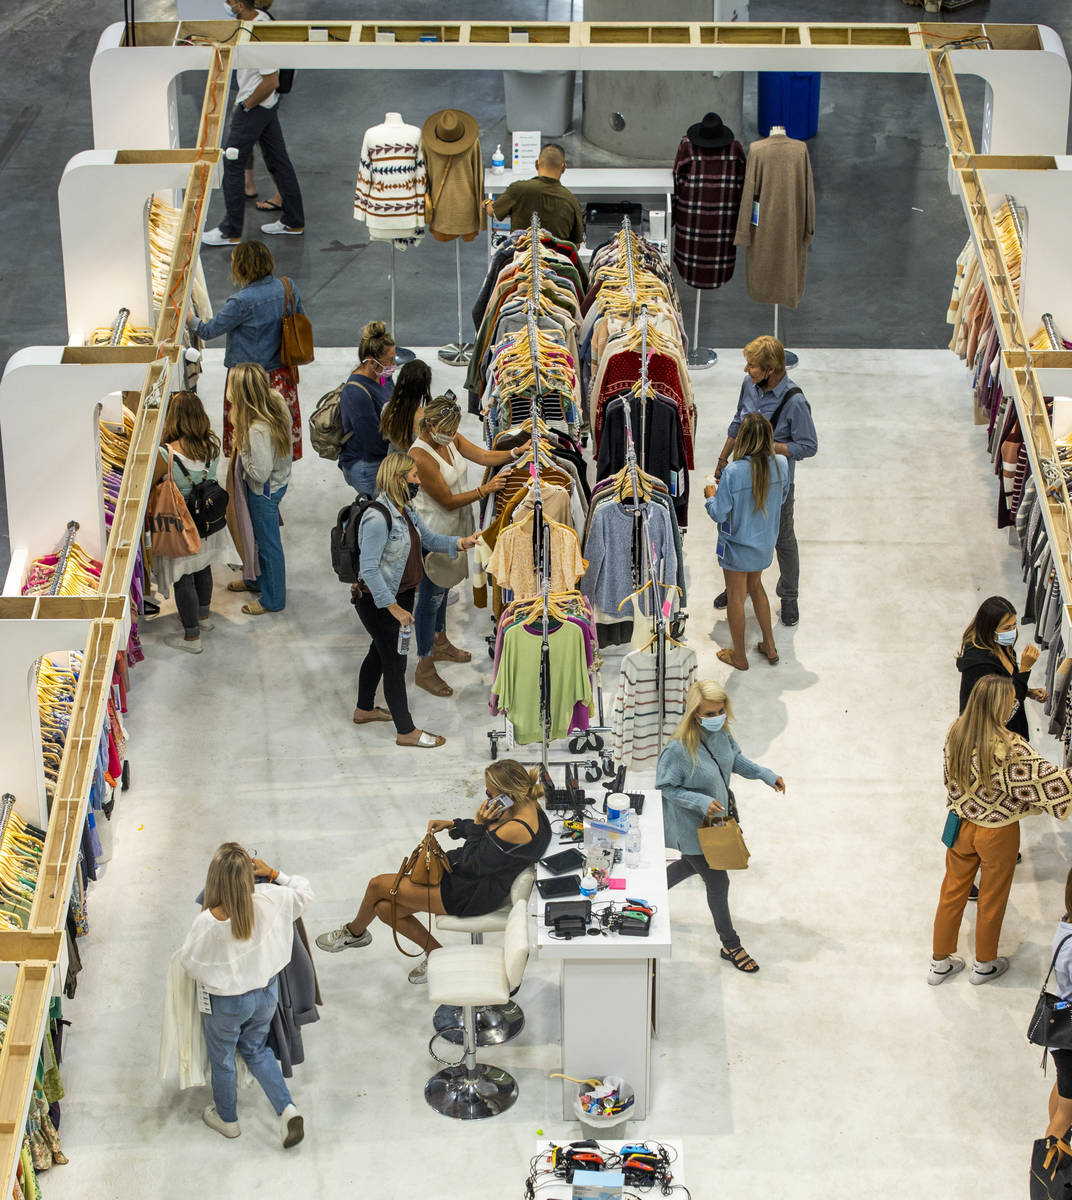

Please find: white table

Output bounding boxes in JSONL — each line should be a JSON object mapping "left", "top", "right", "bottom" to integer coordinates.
{"left": 484, "top": 168, "right": 673, "bottom": 261}
{"left": 534, "top": 789, "right": 671, "bottom": 1121}
{"left": 532, "top": 1139, "right": 686, "bottom": 1192}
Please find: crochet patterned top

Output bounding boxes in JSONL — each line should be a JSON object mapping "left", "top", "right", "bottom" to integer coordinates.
{"left": 944, "top": 737, "right": 1072, "bottom": 826}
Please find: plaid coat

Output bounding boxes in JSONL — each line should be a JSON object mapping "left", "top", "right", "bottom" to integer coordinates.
{"left": 671, "top": 137, "right": 746, "bottom": 290}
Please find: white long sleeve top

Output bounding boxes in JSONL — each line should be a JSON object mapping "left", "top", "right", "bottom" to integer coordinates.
{"left": 179, "top": 872, "right": 313, "bottom": 996}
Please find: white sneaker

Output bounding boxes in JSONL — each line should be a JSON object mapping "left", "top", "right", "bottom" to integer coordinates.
{"left": 279, "top": 1103, "right": 304, "bottom": 1148}
{"left": 928, "top": 955, "right": 965, "bottom": 986}
{"left": 315, "top": 925, "right": 372, "bottom": 953}
{"left": 203, "top": 1105, "right": 240, "bottom": 1138}
{"left": 198, "top": 615, "right": 215, "bottom": 631}
{"left": 260, "top": 220, "right": 304, "bottom": 236}
{"left": 202, "top": 227, "right": 240, "bottom": 247}
{"left": 165, "top": 634, "right": 203, "bottom": 655}
{"left": 969, "top": 956, "right": 1010, "bottom": 985}
{"left": 407, "top": 955, "right": 429, "bottom": 984}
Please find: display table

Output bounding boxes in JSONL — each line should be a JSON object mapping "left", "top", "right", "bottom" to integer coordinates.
{"left": 534, "top": 789, "right": 670, "bottom": 1121}
{"left": 484, "top": 168, "right": 673, "bottom": 259}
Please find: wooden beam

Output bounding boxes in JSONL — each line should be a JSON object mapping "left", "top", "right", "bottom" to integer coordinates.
{"left": 0, "top": 964, "right": 52, "bottom": 1193}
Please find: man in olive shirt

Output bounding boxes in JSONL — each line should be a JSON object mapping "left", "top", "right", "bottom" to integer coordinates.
{"left": 482, "top": 144, "right": 584, "bottom": 244}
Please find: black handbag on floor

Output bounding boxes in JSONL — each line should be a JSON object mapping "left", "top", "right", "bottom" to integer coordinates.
{"left": 173, "top": 454, "right": 228, "bottom": 539}
{"left": 1028, "top": 935, "right": 1072, "bottom": 1067}
{"left": 1031, "top": 1134, "right": 1072, "bottom": 1199}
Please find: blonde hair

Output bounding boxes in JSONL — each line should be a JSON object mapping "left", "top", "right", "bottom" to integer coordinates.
{"left": 419, "top": 394, "right": 462, "bottom": 441}
{"left": 743, "top": 334, "right": 786, "bottom": 375}
{"left": 734, "top": 411, "right": 780, "bottom": 515}
{"left": 945, "top": 675, "right": 1019, "bottom": 792}
{"left": 229, "top": 363, "right": 291, "bottom": 459}
{"left": 376, "top": 451, "right": 417, "bottom": 509}
{"left": 485, "top": 759, "right": 544, "bottom": 807}
{"left": 358, "top": 320, "right": 395, "bottom": 367}
{"left": 671, "top": 679, "right": 734, "bottom": 765}
{"left": 203, "top": 842, "right": 256, "bottom": 940}
{"left": 230, "top": 240, "right": 275, "bottom": 288}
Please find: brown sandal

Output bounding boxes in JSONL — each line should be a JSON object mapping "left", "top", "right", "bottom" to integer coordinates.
{"left": 756, "top": 641, "right": 780, "bottom": 665}
{"left": 242, "top": 600, "right": 270, "bottom": 615}
{"left": 415, "top": 660, "right": 452, "bottom": 697}
{"left": 228, "top": 580, "right": 257, "bottom": 592}
{"left": 433, "top": 635, "right": 471, "bottom": 664}
{"left": 717, "top": 648, "right": 748, "bottom": 671}
{"left": 353, "top": 706, "right": 393, "bottom": 725}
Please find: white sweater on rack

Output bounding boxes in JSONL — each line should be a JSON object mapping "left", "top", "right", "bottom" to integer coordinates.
{"left": 353, "top": 113, "right": 426, "bottom": 240}
{"left": 611, "top": 644, "right": 698, "bottom": 766}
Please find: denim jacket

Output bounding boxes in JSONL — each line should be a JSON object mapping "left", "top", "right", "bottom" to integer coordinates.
{"left": 192, "top": 275, "right": 305, "bottom": 370}
{"left": 357, "top": 495, "right": 458, "bottom": 609}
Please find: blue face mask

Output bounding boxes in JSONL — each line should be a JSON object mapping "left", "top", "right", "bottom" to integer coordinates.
{"left": 995, "top": 628, "right": 1017, "bottom": 646}
{"left": 699, "top": 714, "right": 726, "bottom": 732}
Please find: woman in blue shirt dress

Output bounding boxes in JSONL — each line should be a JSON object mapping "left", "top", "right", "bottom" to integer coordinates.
{"left": 704, "top": 412, "right": 789, "bottom": 671}
{"left": 656, "top": 679, "right": 785, "bottom": 972}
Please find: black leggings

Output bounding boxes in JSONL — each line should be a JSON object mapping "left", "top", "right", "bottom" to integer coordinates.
{"left": 666, "top": 853, "right": 740, "bottom": 951}
{"left": 174, "top": 566, "right": 213, "bottom": 637}
{"left": 354, "top": 588, "right": 416, "bottom": 735}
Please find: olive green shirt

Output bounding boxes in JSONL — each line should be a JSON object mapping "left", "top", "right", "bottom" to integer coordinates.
{"left": 492, "top": 175, "right": 584, "bottom": 244}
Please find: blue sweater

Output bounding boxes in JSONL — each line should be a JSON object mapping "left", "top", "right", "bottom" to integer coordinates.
{"left": 655, "top": 729, "right": 777, "bottom": 856}
{"left": 338, "top": 371, "right": 390, "bottom": 470}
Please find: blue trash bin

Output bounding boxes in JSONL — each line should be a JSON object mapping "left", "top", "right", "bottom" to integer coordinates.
{"left": 757, "top": 72, "right": 821, "bottom": 140}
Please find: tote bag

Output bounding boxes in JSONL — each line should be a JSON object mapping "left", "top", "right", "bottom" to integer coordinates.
{"left": 695, "top": 740, "right": 751, "bottom": 871}
{"left": 147, "top": 448, "right": 202, "bottom": 557}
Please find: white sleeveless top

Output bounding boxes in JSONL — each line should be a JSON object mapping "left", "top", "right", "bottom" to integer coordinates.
{"left": 412, "top": 436, "right": 475, "bottom": 537}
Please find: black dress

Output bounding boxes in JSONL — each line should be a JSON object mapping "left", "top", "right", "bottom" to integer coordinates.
{"left": 956, "top": 644, "right": 1030, "bottom": 739}
{"left": 439, "top": 808, "right": 552, "bottom": 918}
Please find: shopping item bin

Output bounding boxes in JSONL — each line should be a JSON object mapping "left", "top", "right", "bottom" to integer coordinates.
{"left": 757, "top": 71, "right": 821, "bottom": 140}
{"left": 503, "top": 70, "right": 575, "bottom": 137}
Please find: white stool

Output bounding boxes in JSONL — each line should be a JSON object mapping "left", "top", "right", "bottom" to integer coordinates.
{"left": 432, "top": 866, "right": 534, "bottom": 1046}
{"left": 425, "top": 898, "right": 530, "bottom": 1120}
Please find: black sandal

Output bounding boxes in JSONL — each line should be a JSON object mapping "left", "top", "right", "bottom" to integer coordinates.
{"left": 721, "top": 946, "right": 759, "bottom": 973}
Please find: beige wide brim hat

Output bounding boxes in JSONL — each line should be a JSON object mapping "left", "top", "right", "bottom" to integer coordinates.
{"left": 422, "top": 108, "right": 480, "bottom": 155}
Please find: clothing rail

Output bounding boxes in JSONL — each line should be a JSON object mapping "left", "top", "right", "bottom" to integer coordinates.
{"left": 108, "top": 308, "right": 131, "bottom": 347}
{"left": 1004, "top": 192, "right": 1026, "bottom": 249}
{"left": 51, "top": 522, "right": 81, "bottom": 597}
{"left": 525, "top": 289, "right": 552, "bottom": 770}
{"left": 0, "top": 797, "right": 15, "bottom": 847}
{"left": 1042, "top": 312, "right": 1062, "bottom": 349}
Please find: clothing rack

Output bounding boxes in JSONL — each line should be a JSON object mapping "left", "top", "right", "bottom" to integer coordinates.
{"left": 108, "top": 308, "right": 131, "bottom": 347}
{"left": 1005, "top": 193, "right": 1026, "bottom": 248}
{"left": 621, "top": 216, "right": 650, "bottom": 471}
{"left": 51, "top": 522, "right": 81, "bottom": 596}
{"left": 1042, "top": 312, "right": 1062, "bottom": 349}
{"left": 0, "top": 796, "right": 15, "bottom": 846}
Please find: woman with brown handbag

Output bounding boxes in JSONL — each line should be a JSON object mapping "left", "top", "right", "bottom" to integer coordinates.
{"left": 656, "top": 679, "right": 785, "bottom": 974}
{"left": 315, "top": 759, "right": 551, "bottom": 984}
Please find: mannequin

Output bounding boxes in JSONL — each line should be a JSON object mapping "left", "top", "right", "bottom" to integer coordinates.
{"left": 671, "top": 112, "right": 746, "bottom": 370}
{"left": 353, "top": 112, "right": 425, "bottom": 244}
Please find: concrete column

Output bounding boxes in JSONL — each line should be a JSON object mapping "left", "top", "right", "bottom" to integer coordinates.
{"left": 581, "top": 0, "right": 744, "bottom": 162}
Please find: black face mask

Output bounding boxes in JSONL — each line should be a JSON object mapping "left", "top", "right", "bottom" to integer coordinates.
{"left": 406, "top": 482, "right": 420, "bottom": 500}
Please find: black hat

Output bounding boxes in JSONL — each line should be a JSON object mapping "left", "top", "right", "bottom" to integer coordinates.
{"left": 686, "top": 112, "right": 735, "bottom": 149}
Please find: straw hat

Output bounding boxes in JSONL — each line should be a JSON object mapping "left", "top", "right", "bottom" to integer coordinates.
{"left": 422, "top": 109, "right": 480, "bottom": 155}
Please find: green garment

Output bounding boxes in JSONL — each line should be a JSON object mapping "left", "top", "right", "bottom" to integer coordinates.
{"left": 492, "top": 619, "right": 591, "bottom": 743}
{"left": 493, "top": 176, "right": 584, "bottom": 244}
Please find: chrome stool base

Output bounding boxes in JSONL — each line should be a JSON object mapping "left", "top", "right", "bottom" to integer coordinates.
{"left": 425, "top": 1063, "right": 518, "bottom": 1119}
{"left": 433, "top": 1001, "right": 524, "bottom": 1046}
{"left": 438, "top": 342, "right": 474, "bottom": 366}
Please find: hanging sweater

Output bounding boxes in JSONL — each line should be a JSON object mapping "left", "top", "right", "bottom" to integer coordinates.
{"left": 611, "top": 644, "right": 698, "bottom": 766}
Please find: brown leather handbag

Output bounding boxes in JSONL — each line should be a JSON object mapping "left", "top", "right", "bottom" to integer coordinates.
{"left": 279, "top": 276, "right": 314, "bottom": 368}
{"left": 388, "top": 832, "right": 453, "bottom": 957}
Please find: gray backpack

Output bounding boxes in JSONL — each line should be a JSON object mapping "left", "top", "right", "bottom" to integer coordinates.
{"left": 308, "top": 382, "right": 351, "bottom": 461}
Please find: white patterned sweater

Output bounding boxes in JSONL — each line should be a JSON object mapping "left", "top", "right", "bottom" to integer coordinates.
{"left": 612, "top": 644, "right": 698, "bottom": 766}
{"left": 353, "top": 114, "right": 426, "bottom": 241}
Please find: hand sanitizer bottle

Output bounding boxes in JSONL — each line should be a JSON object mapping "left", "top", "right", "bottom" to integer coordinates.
{"left": 491, "top": 144, "right": 505, "bottom": 174}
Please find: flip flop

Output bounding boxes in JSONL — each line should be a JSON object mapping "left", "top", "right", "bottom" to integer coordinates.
{"left": 396, "top": 730, "right": 446, "bottom": 749}
{"left": 256, "top": 199, "right": 283, "bottom": 211}
{"left": 756, "top": 641, "right": 780, "bottom": 665}
{"left": 228, "top": 580, "right": 258, "bottom": 592}
{"left": 242, "top": 601, "right": 270, "bottom": 615}
{"left": 353, "top": 706, "right": 392, "bottom": 725}
{"left": 717, "top": 648, "right": 748, "bottom": 671}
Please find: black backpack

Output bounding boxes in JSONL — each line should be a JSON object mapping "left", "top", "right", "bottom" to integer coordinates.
{"left": 173, "top": 455, "right": 229, "bottom": 539}
{"left": 331, "top": 494, "right": 391, "bottom": 584}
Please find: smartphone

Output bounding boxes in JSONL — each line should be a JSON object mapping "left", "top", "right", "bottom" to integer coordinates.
{"left": 486, "top": 792, "right": 514, "bottom": 818}
{"left": 536, "top": 874, "right": 582, "bottom": 899}
{"left": 540, "top": 847, "right": 586, "bottom": 875}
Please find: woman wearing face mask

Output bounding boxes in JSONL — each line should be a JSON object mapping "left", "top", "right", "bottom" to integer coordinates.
{"left": 315, "top": 759, "right": 551, "bottom": 985}
{"left": 930, "top": 676, "right": 1072, "bottom": 986}
{"left": 957, "top": 595, "right": 1044, "bottom": 739}
{"left": 408, "top": 394, "right": 523, "bottom": 697}
{"left": 351, "top": 452, "right": 480, "bottom": 749}
{"left": 656, "top": 679, "right": 785, "bottom": 973}
{"left": 338, "top": 320, "right": 397, "bottom": 496}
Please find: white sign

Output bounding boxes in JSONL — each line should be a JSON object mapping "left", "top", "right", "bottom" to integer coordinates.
{"left": 512, "top": 131, "right": 542, "bottom": 173}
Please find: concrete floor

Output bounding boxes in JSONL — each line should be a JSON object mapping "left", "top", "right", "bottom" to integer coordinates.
{"left": 35, "top": 346, "right": 1072, "bottom": 1199}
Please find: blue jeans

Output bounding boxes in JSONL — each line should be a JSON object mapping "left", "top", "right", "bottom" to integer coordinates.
{"left": 246, "top": 484, "right": 287, "bottom": 610}
{"left": 341, "top": 459, "right": 381, "bottom": 496}
{"left": 202, "top": 978, "right": 292, "bottom": 1122}
{"left": 414, "top": 574, "right": 449, "bottom": 659}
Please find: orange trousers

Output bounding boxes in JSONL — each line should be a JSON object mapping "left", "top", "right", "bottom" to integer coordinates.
{"left": 932, "top": 818, "right": 1020, "bottom": 962}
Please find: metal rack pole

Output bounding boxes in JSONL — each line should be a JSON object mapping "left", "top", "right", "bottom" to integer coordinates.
{"left": 773, "top": 304, "right": 799, "bottom": 368}
{"left": 438, "top": 240, "right": 475, "bottom": 366}
{"left": 109, "top": 308, "right": 131, "bottom": 347}
{"left": 687, "top": 289, "right": 717, "bottom": 370}
{"left": 1042, "top": 312, "right": 1061, "bottom": 350}
{"left": 388, "top": 241, "right": 415, "bottom": 365}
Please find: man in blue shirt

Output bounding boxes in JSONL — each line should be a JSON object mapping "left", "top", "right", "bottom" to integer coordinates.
{"left": 712, "top": 336, "right": 818, "bottom": 626}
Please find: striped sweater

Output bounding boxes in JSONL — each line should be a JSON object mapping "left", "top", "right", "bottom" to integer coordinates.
{"left": 611, "top": 644, "right": 698, "bottom": 765}
{"left": 945, "top": 737, "right": 1072, "bottom": 826}
{"left": 353, "top": 116, "right": 426, "bottom": 240}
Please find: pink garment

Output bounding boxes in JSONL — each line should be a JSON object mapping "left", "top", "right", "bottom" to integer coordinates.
{"left": 231, "top": 453, "right": 260, "bottom": 581}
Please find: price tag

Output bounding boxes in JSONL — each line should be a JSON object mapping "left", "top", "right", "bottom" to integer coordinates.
{"left": 196, "top": 981, "right": 212, "bottom": 1014}
{"left": 503, "top": 718, "right": 516, "bottom": 751}
{"left": 512, "top": 130, "right": 542, "bottom": 172}
{"left": 751, "top": 200, "right": 760, "bottom": 227}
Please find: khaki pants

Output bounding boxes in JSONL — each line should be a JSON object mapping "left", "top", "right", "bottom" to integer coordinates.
{"left": 932, "top": 819, "right": 1020, "bottom": 962}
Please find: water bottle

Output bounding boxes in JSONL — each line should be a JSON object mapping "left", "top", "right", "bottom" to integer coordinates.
{"left": 397, "top": 625, "right": 412, "bottom": 656}
{"left": 624, "top": 826, "right": 641, "bottom": 871}
{"left": 491, "top": 143, "right": 505, "bottom": 174}
{"left": 579, "top": 872, "right": 598, "bottom": 901}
